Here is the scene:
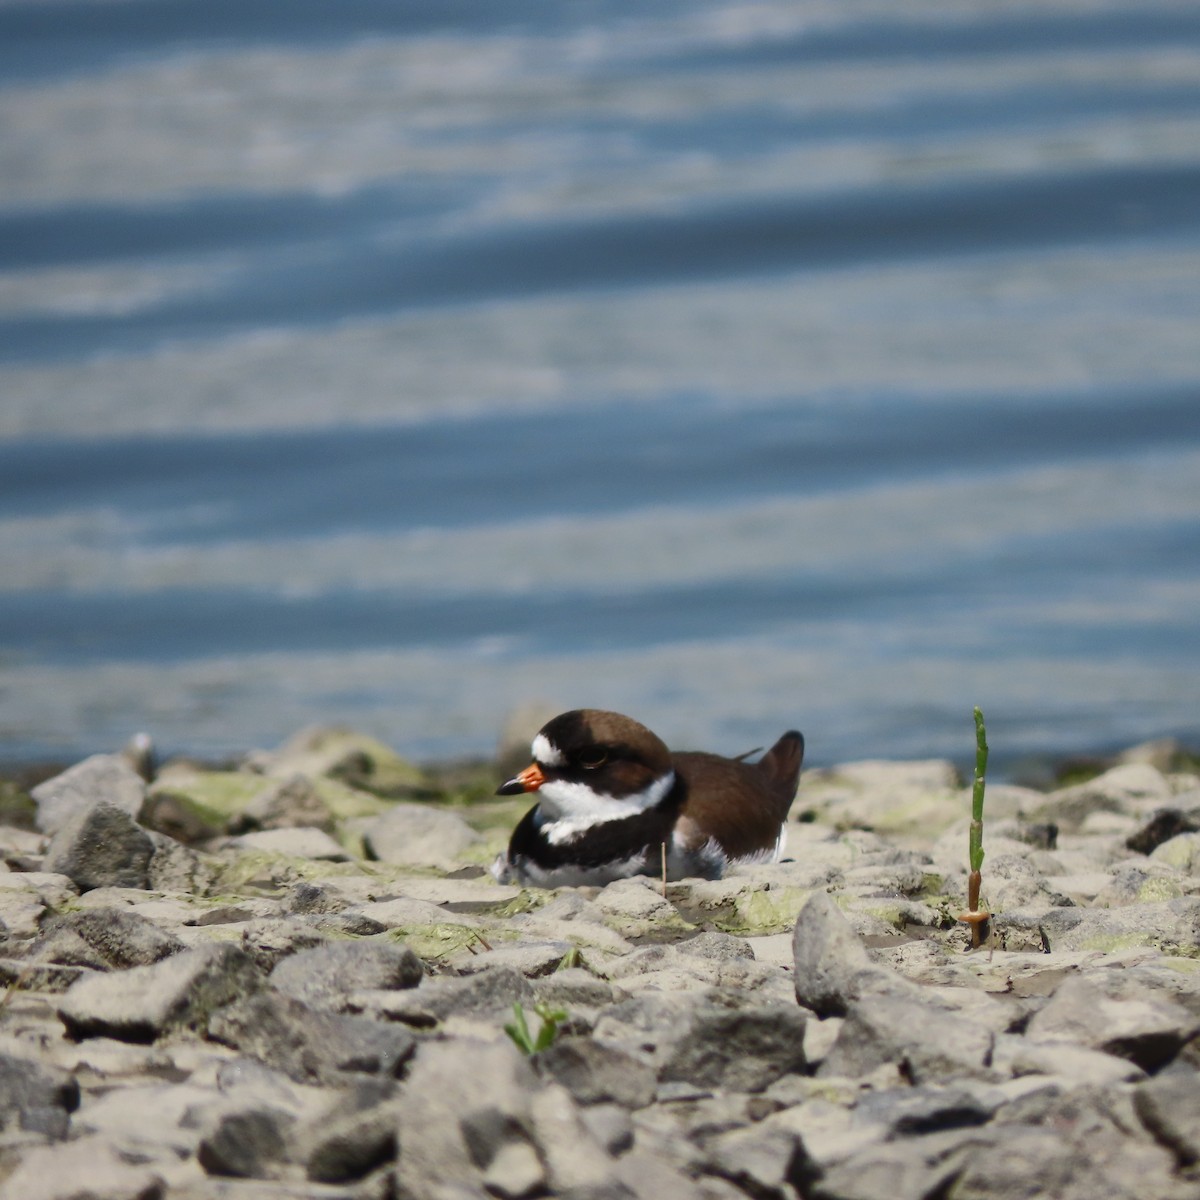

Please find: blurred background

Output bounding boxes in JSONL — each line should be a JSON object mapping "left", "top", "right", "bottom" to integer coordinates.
{"left": 1, "top": 0, "right": 1198, "bottom": 776}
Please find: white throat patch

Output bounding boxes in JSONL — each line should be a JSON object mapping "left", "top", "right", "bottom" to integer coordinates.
{"left": 538, "top": 770, "right": 676, "bottom": 846}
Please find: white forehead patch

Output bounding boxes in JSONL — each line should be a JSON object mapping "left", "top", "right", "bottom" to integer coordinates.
{"left": 531, "top": 733, "right": 565, "bottom": 768}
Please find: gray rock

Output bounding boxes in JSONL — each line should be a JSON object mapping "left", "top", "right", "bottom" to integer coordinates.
{"left": 34, "top": 907, "right": 184, "bottom": 970}
{"left": 990, "top": 1035, "right": 1146, "bottom": 1086}
{"left": 287, "top": 881, "right": 347, "bottom": 914}
{"left": 1032, "top": 762, "right": 1174, "bottom": 831}
{"left": 1134, "top": 1068, "right": 1200, "bottom": 1166}
{"left": 843, "top": 858, "right": 930, "bottom": 897}
{"left": 213, "top": 1055, "right": 337, "bottom": 1119}
{"left": 480, "top": 1137, "right": 549, "bottom": 1195}
{"left": 31, "top": 754, "right": 146, "bottom": 835}
{"left": 144, "top": 832, "right": 219, "bottom": 894}
{"left": 997, "top": 1083, "right": 1195, "bottom": 1198}
{"left": 986, "top": 1078, "right": 1103, "bottom": 1128}
{"left": 819, "top": 995, "right": 995, "bottom": 1083}
{"left": 795, "top": 759, "right": 962, "bottom": 837}
{"left": 0, "top": 957, "right": 88, "bottom": 993}
{"left": 604, "top": 941, "right": 691, "bottom": 980}
{"left": 810, "top": 1128, "right": 989, "bottom": 1200}
{"left": 593, "top": 991, "right": 720, "bottom": 1058}
{"left": 998, "top": 820, "right": 1060, "bottom": 851}
{"left": 595, "top": 878, "right": 683, "bottom": 928}
{"left": 792, "top": 890, "right": 919, "bottom": 1016}
{"left": 74, "top": 1076, "right": 216, "bottom": 1163}
{"left": 1117, "top": 737, "right": 1190, "bottom": 771}
{"left": 262, "top": 725, "right": 427, "bottom": 797}
{"left": 853, "top": 1083, "right": 994, "bottom": 1137}
{"left": 228, "top": 826, "right": 350, "bottom": 861}
{"left": 1127, "top": 808, "right": 1200, "bottom": 855}
{"left": 0, "top": 882, "right": 56, "bottom": 942}
{"left": 936, "top": 1126, "right": 1080, "bottom": 1199}
{"left": 991, "top": 898, "right": 1200, "bottom": 956}
{"left": 0, "top": 1135, "right": 165, "bottom": 1200}
{"left": 1025, "top": 974, "right": 1200, "bottom": 1071}
{"left": 394, "top": 1036, "right": 630, "bottom": 1199}
{"left": 455, "top": 940, "right": 575, "bottom": 979}
{"left": 393, "top": 1037, "right": 542, "bottom": 1197}
{"left": 231, "top": 773, "right": 336, "bottom": 833}
{"left": 43, "top": 802, "right": 155, "bottom": 893}
{"left": 357, "top": 803, "right": 482, "bottom": 868}
{"left": 532, "top": 967, "right": 620, "bottom": 1011}
{"left": 1094, "top": 861, "right": 1185, "bottom": 907}
{"left": 0, "top": 1053, "right": 79, "bottom": 1140}
{"left": 537, "top": 890, "right": 604, "bottom": 921}
{"left": 581, "top": 1103, "right": 635, "bottom": 1156}
{"left": 239, "top": 918, "right": 330, "bottom": 972}
{"left": 197, "top": 1106, "right": 294, "bottom": 1178}
{"left": 802, "top": 1015, "right": 844, "bottom": 1067}
{"left": 637, "top": 1088, "right": 800, "bottom": 1175}
{"left": 616, "top": 1148, "right": 731, "bottom": 1200}
{"left": 481, "top": 1139, "right": 546, "bottom": 1199}
{"left": 660, "top": 1004, "right": 809, "bottom": 1093}
{"left": 303, "top": 1098, "right": 399, "bottom": 1183}
{"left": 57, "top": 942, "right": 263, "bottom": 1042}
{"left": 678, "top": 931, "right": 755, "bottom": 963}
{"left": 536, "top": 1036, "right": 657, "bottom": 1108}
{"left": 313, "top": 912, "right": 391, "bottom": 939}
{"left": 1152, "top": 831, "right": 1200, "bottom": 875}
{"left": 604, "top": 941, "right": 772, "bottom": 995}
{"left": 138, "top": 785, "right": 223, "bottom": 845}
{"left": 979, "top": 853, "right": 1075, "bottom": 910}
{"left": 528, "top": 1081, "right": 633, "bottom": 1199}
{"left": 269, "top": 939, "right": 423, "bottom": 1010}
{"left": 950, "top": 1118, "right": 1184, "bottom": 1200}
{"left": 703, "top": 1123, "right": 816, "bottom": 1200}
{"left": 187, "top": 897, "right": 280, "bottom": 927}
{"left": 358, "top": 963, "right": 534, "bottom": 1025}
{"left": 207, "top": 989, "right": 415, "bottom": 1085}
{"left": 243, "top": 915, "right": 387, "bottom": 972}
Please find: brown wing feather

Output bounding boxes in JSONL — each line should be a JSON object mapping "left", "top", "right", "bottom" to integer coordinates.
{"left": 673, "top": 729, "right": 804, "bottom": 862}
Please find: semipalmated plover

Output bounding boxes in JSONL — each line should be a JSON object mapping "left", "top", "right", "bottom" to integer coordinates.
{"left": 491, "top": 709, "right": 804, "bottom": 887}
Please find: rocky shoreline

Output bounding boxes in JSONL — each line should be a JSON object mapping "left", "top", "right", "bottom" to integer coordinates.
{"left": 0, "top": 726, "right": 1198, "bottom": 1200}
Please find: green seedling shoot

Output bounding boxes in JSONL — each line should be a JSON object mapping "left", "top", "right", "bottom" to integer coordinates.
{"left": 960, "top": 706, "right": 990, "bottom": 948}
{"left": 970, "top": 705, "right": 988, "bottom": 877}
{"left": 504, "top": 1001, "right": 568, "bottom": 1054}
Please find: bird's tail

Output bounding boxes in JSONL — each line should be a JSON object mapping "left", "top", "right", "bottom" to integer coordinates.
{"left": 757, "top": 730, "right": 804, "bottom": 819}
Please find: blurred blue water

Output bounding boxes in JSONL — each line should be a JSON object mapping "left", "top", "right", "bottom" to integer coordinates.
{"left": 0, "top": 0, "right": 1198, "bottom": 771}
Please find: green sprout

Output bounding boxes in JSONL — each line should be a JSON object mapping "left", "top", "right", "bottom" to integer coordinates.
{"left": 504, "top": 1001, "right": 568, "bottom": 1054}
{"left": 970, "top": 705, "right": 988, "bottom": 876}
{"left": 960, "top": 706, "right": 990, "bottom": 948}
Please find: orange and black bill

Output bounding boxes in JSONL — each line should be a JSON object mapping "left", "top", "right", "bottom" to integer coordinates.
{"left": 496, "top": 762, "right": 546, "bottom": 795}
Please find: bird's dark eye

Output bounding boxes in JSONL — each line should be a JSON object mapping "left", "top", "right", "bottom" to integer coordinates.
{"left": 579, "top": 747, "right": 608, "bottom": 770}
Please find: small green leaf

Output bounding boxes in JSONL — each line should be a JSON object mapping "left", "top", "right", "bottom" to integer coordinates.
{"left": 503, "top": 1002, "right": 536, "bottom": 1054}
{"left": 504, "top": 1000, "right": 569, "bottom": 1054}
{"left": 531, "top": 1002, "right": 568, "bottom": 1051}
